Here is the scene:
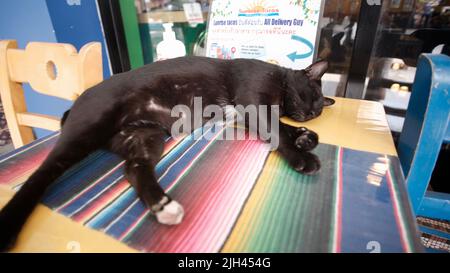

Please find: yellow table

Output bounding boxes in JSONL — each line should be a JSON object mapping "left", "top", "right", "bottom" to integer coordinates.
{"left": 0, "top": 98, "right": 409, "bottom": 252}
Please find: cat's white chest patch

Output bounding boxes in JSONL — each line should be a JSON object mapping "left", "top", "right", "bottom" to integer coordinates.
{"left": 146, "top": 99, "right": 171, "bottom": 114}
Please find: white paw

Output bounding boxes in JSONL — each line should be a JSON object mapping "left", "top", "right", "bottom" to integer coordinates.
{"left": 155, "top": 200, "right": 184, "bottom": 225}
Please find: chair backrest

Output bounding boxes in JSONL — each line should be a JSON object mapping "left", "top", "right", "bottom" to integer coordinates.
{"left": 397, "top": 54, "right": 450, "bottom": 212}
{"left": 0, "top": 40, "right": 103, "bottom": 148}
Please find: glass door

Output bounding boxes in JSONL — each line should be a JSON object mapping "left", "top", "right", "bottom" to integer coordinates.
{"left": 317, "top": 0, "right": 362, "bottom": 97}
{"left": 131, "top": 0, "right": 363, "bottom": 97}
{"left": 362, "top": 0, "right": 450, "bottom": 135}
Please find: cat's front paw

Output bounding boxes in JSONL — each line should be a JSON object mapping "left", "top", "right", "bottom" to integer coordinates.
{"left": 289, "top": 152, "right": 321, "bottom": 175}
{"left": 293, "top": 127, "right": 318, "bottom": 152}
{"left": 155, "top": 200, "right": 184, "bottom": 225}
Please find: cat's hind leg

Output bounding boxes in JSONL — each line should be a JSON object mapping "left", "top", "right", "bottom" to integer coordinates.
{"left": 109, "top": 125, "right": 184, "bottom": 225}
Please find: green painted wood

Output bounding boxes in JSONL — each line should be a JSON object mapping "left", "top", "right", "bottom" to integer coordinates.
{"left": 119, "top": 0, "right": 144, "bottom": 69}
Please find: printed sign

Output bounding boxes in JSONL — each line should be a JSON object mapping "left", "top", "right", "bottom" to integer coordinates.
{"left": 206, "top": 0, "right": 323, "bottom": 69}
{"left": 183, "top": 3, "right": 204, "bottom": 26}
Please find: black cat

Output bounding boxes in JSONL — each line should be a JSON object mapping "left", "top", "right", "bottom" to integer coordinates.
{"left": 0, "top": 56, "right": 333, "bottom": 251}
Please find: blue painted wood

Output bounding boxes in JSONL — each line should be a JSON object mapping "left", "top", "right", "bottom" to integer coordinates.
{"left": 397, "top": 54, "right": 450, "bottom": 220}
{"left": 45, "top": 0, "right": 112, "bottom": 79}
{"left": 418, "top": 225, "right": 450, "bottom": 240}
{"left": 445, "top": 124, "right": 450, "bottom": 143}
{"left": 418, "top": 192, "right": 450, "bottom": 221}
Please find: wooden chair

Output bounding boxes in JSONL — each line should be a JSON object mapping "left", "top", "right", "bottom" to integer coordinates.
{"left": 0, "top": 40, "right": 103, "bottom": 148}
{"left": 397, "top": 54, "right": 450, "bottom": 221}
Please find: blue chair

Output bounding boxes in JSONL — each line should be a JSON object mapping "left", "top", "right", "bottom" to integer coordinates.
{"left": 398, "top": 54, "right": 450, "bottom": 221}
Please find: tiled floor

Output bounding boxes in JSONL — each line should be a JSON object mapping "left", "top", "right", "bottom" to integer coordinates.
{"left": 0, "top": 100, "right": 13, "bottom": 155}
{"left": 418, "top": 217, "right": 450, "bottom": 253}
{"left": 0, "top": 143, "right": 13, "bottom": 155}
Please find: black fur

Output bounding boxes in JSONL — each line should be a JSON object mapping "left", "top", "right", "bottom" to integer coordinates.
{"left": 0, "top": 56, "right": 332, "bottom": 251}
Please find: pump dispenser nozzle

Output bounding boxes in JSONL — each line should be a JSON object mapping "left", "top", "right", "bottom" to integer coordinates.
{"left": 162, "top": 23, "right": 176, "bottom": 40}
{"left": 156, "top": 22, "right": 186, "bottom": 61}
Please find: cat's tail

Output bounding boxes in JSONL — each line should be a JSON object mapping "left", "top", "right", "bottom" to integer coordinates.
{"left": 0, "top": 137, "right": 94, "bottom": 252}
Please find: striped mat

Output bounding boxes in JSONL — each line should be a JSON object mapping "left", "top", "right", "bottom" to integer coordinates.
{"left": 0, "top": 124, "right": 422, "bottom": 252}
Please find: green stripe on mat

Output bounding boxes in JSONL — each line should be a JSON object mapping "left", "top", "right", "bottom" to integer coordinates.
{"left": 222, "top": 144, "right": 337, "bottom": 252}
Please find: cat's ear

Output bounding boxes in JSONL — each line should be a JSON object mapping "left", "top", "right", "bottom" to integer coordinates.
{"left": 324, "top": 97, "right": 335, "bottom": 106}
{"left": 305, "top": 60, "right": 328, "bottom": 80}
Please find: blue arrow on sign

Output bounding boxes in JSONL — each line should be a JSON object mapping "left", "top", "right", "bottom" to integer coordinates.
{"left": 287, "top": 35, "right": 314, "bottom": 62}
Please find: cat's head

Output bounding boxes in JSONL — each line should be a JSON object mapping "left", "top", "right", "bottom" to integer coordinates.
{"left": 284, "top": 60, "right": 334, "bottom": 122}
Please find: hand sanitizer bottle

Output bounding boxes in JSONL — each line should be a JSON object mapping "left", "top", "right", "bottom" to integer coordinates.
{"left": 156, "top": 23, "right": 186, "bottom": 61}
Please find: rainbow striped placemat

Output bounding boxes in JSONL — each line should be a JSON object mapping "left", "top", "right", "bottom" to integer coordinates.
{"left": 0, "top": 125, "right": 423, "bottom": 252}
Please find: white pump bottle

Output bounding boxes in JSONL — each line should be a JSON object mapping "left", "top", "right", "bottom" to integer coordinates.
{"left": 156, "top": 23, "right": 187, "bottom": 61}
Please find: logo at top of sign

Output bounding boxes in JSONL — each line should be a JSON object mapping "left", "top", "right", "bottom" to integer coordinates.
{"left": 238, "top": 0, "right": 279, "bottom": 17}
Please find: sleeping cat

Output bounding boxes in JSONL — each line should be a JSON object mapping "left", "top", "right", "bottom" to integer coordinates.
{"left": 0, "top": 56, "right": 333, "bottom": 251}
